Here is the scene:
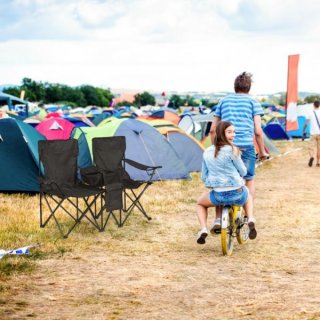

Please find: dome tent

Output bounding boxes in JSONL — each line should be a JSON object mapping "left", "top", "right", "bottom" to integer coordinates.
{"left": 73, "top": 118, "right": 190, "bottom": 181}
{"left": 0, "top": 118, "right": 45, "bottom": 192}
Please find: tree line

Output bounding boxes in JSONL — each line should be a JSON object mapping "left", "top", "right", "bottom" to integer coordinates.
{"left": 3, "top": 78, "right": 218, "bottom": 109}
{"left": 4, "top": 78, "right": 114, "bottom": 108}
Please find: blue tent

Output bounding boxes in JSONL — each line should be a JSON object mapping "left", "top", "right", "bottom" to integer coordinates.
{"left": 73, "top": 118, "right": 190, "bottom": 181}
{"left": 0, "top": 118, "right": 45, "bottom": 192}
{"left": 263, "top": 122, "right": 291, "bottom": 140}
{"left": 287, "top": 116, "right": 310, "bottom": 138}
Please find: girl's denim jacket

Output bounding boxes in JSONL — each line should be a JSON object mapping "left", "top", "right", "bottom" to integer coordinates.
{"left": 201, "top": 145, "right": 247, "bottom": 188}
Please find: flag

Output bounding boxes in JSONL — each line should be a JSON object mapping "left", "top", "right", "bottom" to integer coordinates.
{"left": 110, "top": 98, "right": 116, "bottom": 108}
{"left": 286, "top": 54, "right": 300, "bottom": 131}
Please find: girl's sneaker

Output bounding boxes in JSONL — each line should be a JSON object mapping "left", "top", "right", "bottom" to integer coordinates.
{"left": 210, "top": 218, "right": 221, "bottom": 235}
{"left": 248, "top": 218, "right": 257, "bottom": 240}
{"left": 197, "top": 227, "right": 208, "bottom": 244}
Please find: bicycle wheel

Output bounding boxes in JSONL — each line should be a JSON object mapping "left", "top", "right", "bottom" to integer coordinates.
{"left": 221, "top": 207, "right": 234, "bottom": 256}
{"left": 236, "top": 207, "right": 249, "bottom": 244}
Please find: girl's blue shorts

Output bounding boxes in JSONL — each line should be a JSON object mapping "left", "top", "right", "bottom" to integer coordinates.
{"left": 209, "top": 186, "right": 249, "bottom": 206}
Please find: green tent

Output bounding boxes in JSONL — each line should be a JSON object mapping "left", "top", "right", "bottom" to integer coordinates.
{"left": 0, "top": 118, "right": 45, "bottom": 192}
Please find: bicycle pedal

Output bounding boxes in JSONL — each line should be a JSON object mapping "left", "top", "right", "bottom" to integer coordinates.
{"left": 214, "top": 229, "right": 221, "bottom": 234}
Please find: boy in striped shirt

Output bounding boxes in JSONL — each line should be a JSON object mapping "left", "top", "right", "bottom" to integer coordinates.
{"left": 209, "top": 72, "right": 268, "bottom": 231}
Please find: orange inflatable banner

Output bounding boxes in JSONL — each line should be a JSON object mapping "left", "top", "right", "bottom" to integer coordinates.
{"left": 286, "top": 54, "right": 300, "bottom": 131}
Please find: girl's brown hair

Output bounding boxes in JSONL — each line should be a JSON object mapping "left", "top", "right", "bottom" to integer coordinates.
{"left": 213, "top": 121, "right": 234, "bottom": 157}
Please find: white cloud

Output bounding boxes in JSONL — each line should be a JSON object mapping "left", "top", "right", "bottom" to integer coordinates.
{"left": 1, "top": 0, "right": 320, "bottom": 94}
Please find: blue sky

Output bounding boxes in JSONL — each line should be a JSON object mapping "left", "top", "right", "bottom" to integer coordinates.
{"left": 1, "top": 0, "right": 319, "bottom": 94}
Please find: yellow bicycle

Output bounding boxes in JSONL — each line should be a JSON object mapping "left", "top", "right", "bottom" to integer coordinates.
{"left": 220, "top": 205, "right": 249, "bottom": 256}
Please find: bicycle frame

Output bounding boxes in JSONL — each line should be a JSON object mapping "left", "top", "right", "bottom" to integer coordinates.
{"left": 220, "top": 204, "right": 249, "bottom": 256}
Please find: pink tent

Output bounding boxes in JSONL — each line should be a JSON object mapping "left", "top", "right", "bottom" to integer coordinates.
{"left": 36, "top": 117, "right": 75, "bottom": 140}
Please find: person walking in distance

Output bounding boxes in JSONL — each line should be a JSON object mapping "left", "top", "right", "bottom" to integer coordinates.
{"left": 303, "top": 100, "right": 320, "bottom": 167}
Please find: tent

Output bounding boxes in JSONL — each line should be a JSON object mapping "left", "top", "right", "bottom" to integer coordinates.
{"left": 287, "top": 116, "right": 310, "bottom": 138}
{"left": 0, "top": 92, "right": 29, "bottom": 119}
{"left": 65, "top": 116, "right": 94, "bottom": 127}
{"left": 145, "top": 122, "right": 205, "bottom": 172}
{"left": 263, "top": 122, "right": 291, "bottom": 140}
{"left": 146, "top": 108, "right": 180, "bottom": 125}
{"left": 178, "top": 113, "right": 213, "bottom": 141}
{"left": 139, "top": 119, "right": 177, "bottom": 129}
{"left": 73, "top": 118, "right": 190, "bottom": 181}
{"left": 0, "top": 118, "right": 45, "bottom": 192}
{"left": 35, "top": 117, "right": 75, "bottom": 140}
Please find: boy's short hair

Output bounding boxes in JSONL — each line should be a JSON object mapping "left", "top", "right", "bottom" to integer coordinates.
{"left": 234, "top": 72, "right": 252, "bottom": 93}
{"left": 314, "top": 100, "right": 320, "bottom": 108}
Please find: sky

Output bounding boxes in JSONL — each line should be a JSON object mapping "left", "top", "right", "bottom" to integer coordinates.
{"left": 1, "top": 0, "right": 320, "bottom": 95}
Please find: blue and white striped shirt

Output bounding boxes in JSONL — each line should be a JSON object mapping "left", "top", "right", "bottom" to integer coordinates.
{"left": 214, "top": 94, "right": 264, "bottom": 146}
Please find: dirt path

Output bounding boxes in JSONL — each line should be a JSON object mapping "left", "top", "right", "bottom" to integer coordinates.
{"left": 2, "top": 140, "right": 320, "bottom": 319}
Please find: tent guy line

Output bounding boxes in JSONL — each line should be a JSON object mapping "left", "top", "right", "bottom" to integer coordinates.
{"left": 255, "top": 147, "right": 302, "bottom": 168}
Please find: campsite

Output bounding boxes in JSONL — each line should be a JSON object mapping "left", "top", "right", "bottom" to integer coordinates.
{"left": 2, "top": 1, "right": 320, "bottom": 318}
{"left": 0, "top": 138, "right": 320, "bottom": 319}
{"left": 1, "top": 86, "right": 320, "bottom": 319}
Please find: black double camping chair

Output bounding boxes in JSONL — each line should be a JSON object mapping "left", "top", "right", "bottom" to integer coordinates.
{"left": 38, "top": 139, "right": 105, "bottom": 238}
{"left": 81, "top": 136, "right": 161, "bottom": 229}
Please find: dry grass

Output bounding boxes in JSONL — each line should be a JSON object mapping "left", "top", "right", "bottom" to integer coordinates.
{"left": 1, "top": 139, "right": 320, "bottom": 319}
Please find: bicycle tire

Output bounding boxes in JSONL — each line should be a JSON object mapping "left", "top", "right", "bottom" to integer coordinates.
{"left": 221, "top": 207, "right": 234, "bottom": 255}
{"left": 236, "top": 207, "right": 249, "bottom": 244}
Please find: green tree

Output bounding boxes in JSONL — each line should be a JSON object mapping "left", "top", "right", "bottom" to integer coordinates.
{"left": 95, "top": 87, "right": 113, "bottom": 107}
{"left": 134, "top": 91, "right": 155, "bottom": 107}
{"left": 3, "top": 86, "right": 21, "bottom": 98}
{"left": 3, "top": 77, "right": 114, "bottom": 108}
{"left": 116, "top": 100, "right": 132, "bottom": 107}
{"left": 168, "top": 94, "right": 183, "bottom": 109}
{"left": 182, "top": 95, "right": 195, "bottom": 106}
{"left": 79, "top": 85, "right": 100, "bottom": 106}
{"left": 21, "top": 77, "right": 46, "bottom": 102}
{"left": 45, "top": 83, "right": 86, "bottom": 107}
{"left": 78, "top": 85, "right": 114, "bottom": 107}
{"left": 45, "top": 84, "right": 64, "bottom": 103}
{"left": 304, "top": 95, "right": 320, "bottom": 104}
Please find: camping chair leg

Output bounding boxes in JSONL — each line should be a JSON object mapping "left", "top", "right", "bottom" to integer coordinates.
{"left": 40, "top": 193, "right": 44, "bottom": 228}
{"left": 80, "top": 195, "right": 104, "bottom": 231}
{"left": 127, "top": 185, "right": 152, "bottom": 216}
{"left": 120, "top": 187, "right": 151, "bottom": 227}
{"left": 41, "top": 194, "right": 69, "bottom": 228}
{"left": 93, "top": 195, "right": 121, "bottom": 231}
{"left": 41, "top": 193, "right": 104, "bottom": 238}
{"left": 118, "top": 209, "right": 123, "bottom": 227}
{"left": 46, "top": 197, "right": 80, "bottom": 239}
{"left": 61, "top": 195, "right": 105, "bottom": 237}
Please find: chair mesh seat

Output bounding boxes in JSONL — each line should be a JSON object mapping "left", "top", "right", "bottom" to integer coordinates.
{"left": 41, "top": 183, "right": 103, "bottom": 198}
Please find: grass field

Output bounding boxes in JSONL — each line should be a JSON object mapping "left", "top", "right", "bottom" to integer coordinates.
{"left": 1, "top": 139, "right": 320, "bottom": 320}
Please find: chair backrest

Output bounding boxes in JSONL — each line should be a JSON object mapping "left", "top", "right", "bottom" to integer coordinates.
{"left": 38, "top": 139, "right": 78, "bottom": 185}
{"left": 92, "top": 136, "right": 126, "bottom": 184}
{"left": 92, "top": 136, "right": 126, "bottom": 170}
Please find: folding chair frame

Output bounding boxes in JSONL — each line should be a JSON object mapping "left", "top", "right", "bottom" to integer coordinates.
{"left": 38, "top": 140, "right": 104, "bottom": 238}
{"left": 120, "top": 158, "right": 160, "bottom": 227}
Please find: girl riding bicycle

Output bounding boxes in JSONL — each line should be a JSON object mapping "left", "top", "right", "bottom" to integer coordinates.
{"left": 196, "top": 121, "right": 257, "bottom": 244}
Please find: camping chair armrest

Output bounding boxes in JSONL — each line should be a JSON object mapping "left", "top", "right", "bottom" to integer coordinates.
{"left": 124, "top": 158, "right": 162, "bottom": 171}
{"left": 124, "top": 158, "right": 162, "bottom": 178}
{"left": 39, "top": 178, "right": 65, "bottom": 197}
